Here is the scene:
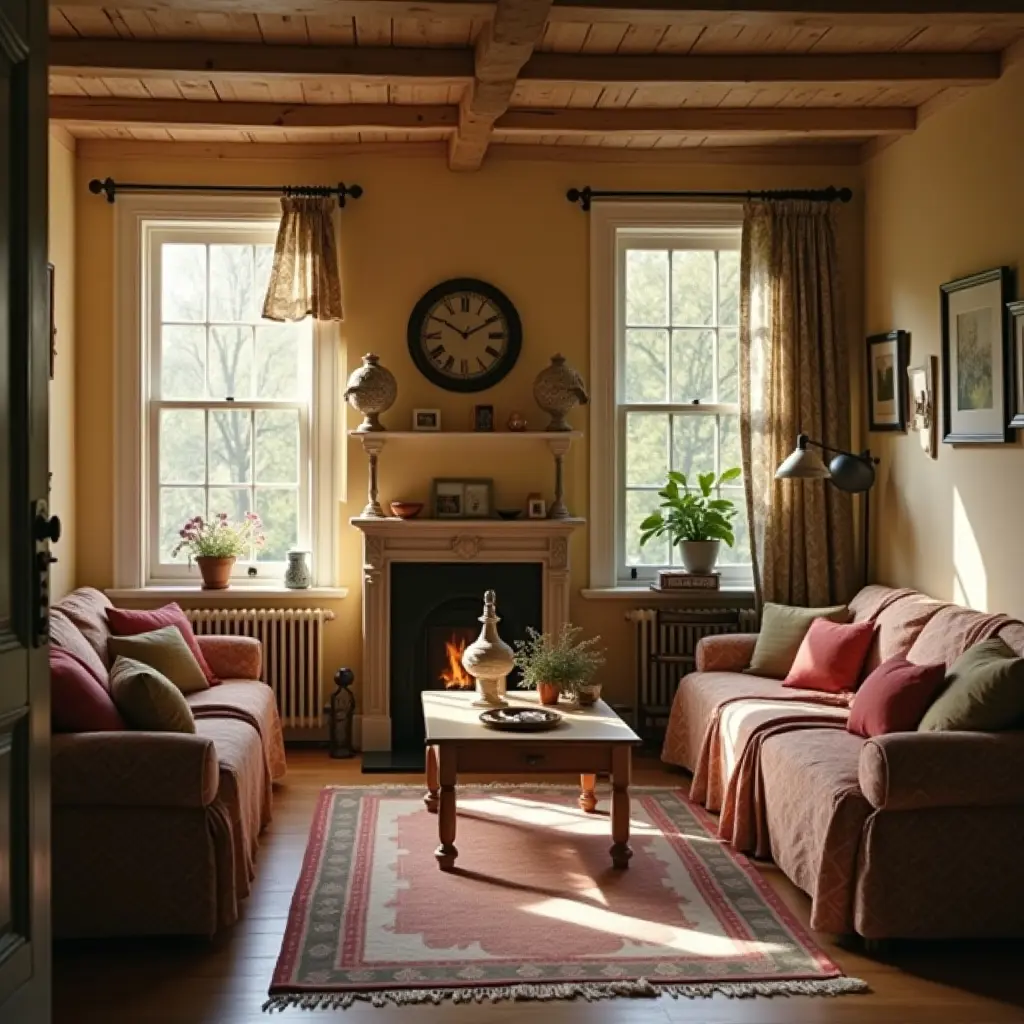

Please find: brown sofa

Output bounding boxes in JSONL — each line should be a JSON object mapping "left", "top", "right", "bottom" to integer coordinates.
{"left": 662, "top": 584, "right": 1024, "bottom": 940}
{"left": 50, "top": 588, "right": 288, "bottom": 938}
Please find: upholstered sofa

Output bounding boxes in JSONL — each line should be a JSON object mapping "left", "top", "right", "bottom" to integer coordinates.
{"left": 49, "top": 588, "right": 287, "bottom": 938}
{"left": 663, "top": 584, "right": 1024, "bottom": 940}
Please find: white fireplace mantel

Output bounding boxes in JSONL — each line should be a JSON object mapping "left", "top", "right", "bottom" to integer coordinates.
{"left": 351, "top": 516, "right": 585, "bottom": 751}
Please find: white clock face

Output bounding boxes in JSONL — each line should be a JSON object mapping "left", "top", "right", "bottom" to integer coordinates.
{"left": 420, "top": 289, "right": 510, "bottom": 383}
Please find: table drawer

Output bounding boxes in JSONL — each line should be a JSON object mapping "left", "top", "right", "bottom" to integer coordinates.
{"left": 455, "top": 742, "right": 614, "bottom": 774}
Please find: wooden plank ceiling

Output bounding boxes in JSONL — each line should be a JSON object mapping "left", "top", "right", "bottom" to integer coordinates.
{"left": 48, "top": 2, "right": 1024, "bottom": 165}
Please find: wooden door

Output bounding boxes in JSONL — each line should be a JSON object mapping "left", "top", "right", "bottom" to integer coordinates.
{"left": 0, "top": 1, "right": 51, "bottom": 1022}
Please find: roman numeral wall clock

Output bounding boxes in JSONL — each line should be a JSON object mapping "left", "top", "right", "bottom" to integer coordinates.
{"left": 407, "top": 278, "right": 523, "bottom": 393}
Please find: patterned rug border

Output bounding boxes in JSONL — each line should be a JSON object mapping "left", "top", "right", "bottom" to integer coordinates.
{"left": 266, "top": 785, "right": 869, "bottom": 1012}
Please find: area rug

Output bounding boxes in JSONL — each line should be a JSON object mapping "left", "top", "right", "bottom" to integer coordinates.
{"left": 265, "top": 785, "right": 867, "bottom": 1011}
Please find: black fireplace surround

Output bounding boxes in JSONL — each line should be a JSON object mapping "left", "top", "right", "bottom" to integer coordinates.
{"left": 389, "top": 562, "right": 543, "bottom": 752}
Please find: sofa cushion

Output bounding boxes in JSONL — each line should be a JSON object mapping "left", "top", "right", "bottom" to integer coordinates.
{"left": 51, "top": 648, "right": 126, "bottom": 733}
{"left": 109, "top": 657, "right": 197, "bottom": 734}
{"left": 107, "top": 603, "right": 219, "bottom": 686}
{"left": 50, "top": 608, "right": 111, "bottom": 688}
{"left": 847, "top": 658, "right": 946, "bottom": 737}
{"left": 56, "top": 587, "right": 115, "bottom": 667}
{"left": 919, "top": 638, "right": 1024, "bottom": 733}
{"left": 746, "top": 602, "right": 850, "bottom": 679}
{"left": 783, "top": 618, "right": 875, "bottom": 693}
{"left": 906, "top": 604, "right": 1017, "bottom": 669}
{"left": 864, "top": 594, "right": 946, "bottom": 673}
{"left": 109, "top": 626, "right": 210, "bottom": 696}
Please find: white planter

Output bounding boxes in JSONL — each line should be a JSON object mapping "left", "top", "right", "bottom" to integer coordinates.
{"left": 679, "top": 540, "right": 720, "bottom": 574}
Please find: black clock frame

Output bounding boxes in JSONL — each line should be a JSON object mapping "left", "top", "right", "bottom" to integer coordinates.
{"left": 407, "top": 277, "right": 523, "bottom": 393}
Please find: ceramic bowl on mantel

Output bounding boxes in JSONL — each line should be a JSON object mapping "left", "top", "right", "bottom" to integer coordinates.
{"left": 496, "top": 508, "right": 522, "bottom": 520}
{"left": 390, "top": 501, "right": 423, "bottom": 520}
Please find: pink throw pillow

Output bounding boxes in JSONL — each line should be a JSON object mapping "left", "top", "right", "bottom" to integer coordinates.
{"left": 51, "top": 647, "right": 126, "bottom": 733}
{"left": 847, "top": 658, "right": 947, "bottom": 738}
{"left": 106, "top": 604, "right": 219, "bottom": 686}
{"left": 782, "top": 618, "right": 875, "bottom": 694}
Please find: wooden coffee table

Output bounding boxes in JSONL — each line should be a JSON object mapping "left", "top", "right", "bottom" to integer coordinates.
{"left": 421, "top": 689, "right": 641, "bottom": 872}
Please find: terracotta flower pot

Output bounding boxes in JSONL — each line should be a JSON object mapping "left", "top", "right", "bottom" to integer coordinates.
{"left": 196, "top": 556, "right": 235, "bottom": 590}
{"left": 576, "top": 683, "right": 602, "bottom": 707}
{"left": 537, "top": 681, "right": 561, "bottom": 706}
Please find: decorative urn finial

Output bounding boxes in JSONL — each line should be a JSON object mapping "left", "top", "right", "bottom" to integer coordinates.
{"left": 461, "top": 590, "right": 514, "bottom": 708}
{"left": 343, "top": 353, "right": 397, "bottom": 433}
{"left": 533, "top": 353, "right": 589, "bottom": 431}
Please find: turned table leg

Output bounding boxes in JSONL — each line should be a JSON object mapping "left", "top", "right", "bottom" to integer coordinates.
{"left": 424, "top": 744, "right": 439, "bottom": 813}
{"left": 610, "top": 746, "right": 632, "bottom": 869}
{"left": 579, "top": 773, "right": 598, "bottom": 813}
{"left": 435, "top": 746, "right": 458, "bottom": 871}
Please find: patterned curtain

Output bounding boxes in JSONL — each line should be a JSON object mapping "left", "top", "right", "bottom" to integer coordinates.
{"left": 262, "top": 196, "right": 343, "bottom": 322}
{"left": 739, "top": 200, "right": 856, "bottom": 608}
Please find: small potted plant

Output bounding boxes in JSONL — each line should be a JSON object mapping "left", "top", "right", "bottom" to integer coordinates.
{"left": 172, "top": 512, "right": 266, "bottom": 590}
{"left": 513, "top": 624, "right": 605, "bottom": 706}
{"left": 639, "top": 468, "right": 741, "bottom": 574}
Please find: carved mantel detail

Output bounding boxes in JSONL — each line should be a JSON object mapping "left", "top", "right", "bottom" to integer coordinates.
{"left": 451, "top": 534, "right": 481, "bottom": 559}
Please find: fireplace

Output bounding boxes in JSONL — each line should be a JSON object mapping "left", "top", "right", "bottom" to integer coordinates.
{"left": 389, "top": 562, "right": 543, "bottom": 751}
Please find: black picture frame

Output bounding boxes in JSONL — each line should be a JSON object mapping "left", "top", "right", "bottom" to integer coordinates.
{"left": 940, "top": 266, "right": 1013, "bottom": 445}
{"left": 1007, "top": 300, "right": 1024, "bottom": 430}
{"left": 48, "top": 262, "right": 56, "bottom": 380}
{"left": 866, "top": 330, "right": 908, "bottom": 432}
{"left": 472, "top": 404, "right": 494, "bottom": 432}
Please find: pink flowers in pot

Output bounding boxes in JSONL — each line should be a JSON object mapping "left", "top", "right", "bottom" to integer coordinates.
{"left": 172, "top": 512, "right": 267, "bottom": 561}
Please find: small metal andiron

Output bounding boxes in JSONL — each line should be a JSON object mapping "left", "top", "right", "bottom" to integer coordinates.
{"left": 326, "top": 668, "right": 356, "bottom": 758}
{"left": 461, "top": 590, "right": 514, "bottom": 708}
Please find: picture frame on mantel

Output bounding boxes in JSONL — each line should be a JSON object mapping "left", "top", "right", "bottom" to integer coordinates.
{"left": 866, "top": 330, "right": 908, "bottom": 432}
{"left": 1006, "top": 300, "right": 1024, "bottom": 429}
{"left": 940, "top": 266, "right": 1013, "bottom": 445}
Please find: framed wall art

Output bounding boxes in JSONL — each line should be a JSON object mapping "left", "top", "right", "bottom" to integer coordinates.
{"left": 1006, "top": 300, "right": 1024, "bottom": 429}
{"left": 866, "top": 330, "right": 908, "bottom": 431}
{"left": 940, "top": 267, "right": 1013, "bottom": 444}
{"left": 907, "top": 356, "right": 938, "bottom": 458}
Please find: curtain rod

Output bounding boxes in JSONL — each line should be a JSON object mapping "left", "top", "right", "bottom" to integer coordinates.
{"left": 87, "top": 177, "right": 363, "bottom": 206}
{"left": 566, "top": 185, "right": 852, "bottom": 212}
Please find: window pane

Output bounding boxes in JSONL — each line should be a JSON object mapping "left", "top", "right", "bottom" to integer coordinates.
{"left": 208, "top": 326, "right": 254, "bottom": 399}
{"left": 625, "top": 489, "right": 668, "bottom": 567}
{"left": 625, "top": 249, "right": 668, "bottom": 327}
{"left": 671, "top": 329, "right": 714, "bottom": 403}
{"left": 720, "top": 414, "right": 742, "bottom": 476}
{"left": 626, "top": 413, "right": 668, "bottom": 487}
{"left": 254, "top": 244, "right": 275, "bottom": 310}
{"left": 159, "top": 409, "right": 205, "bottom": 484}
{"left": 256, "top": 410, "right": 300, "bottom": 484}
{"left": 256, "top": 323, "right": 303, "bottom": 400}
{"left": 161, "top": 325, "right": 206, "bottom": 399}
{"left": 624, "top": 328, "right": 667, "bottom": 403}
{"left": 256, "top": 488, "right": 298, "bottom": 562}
{"left": 718, "top": 327, "right": 739, "bottom": 404}
{"left": 159, "top": 486, "right": 205, "bottom": 564}
{"left": 671, "top": 413, "right": 716, "bottom": 480}
{"left": 716, "top": 487, "right": 750, "bottom": 566}
{"left": 718, "top": 249, "right": 740, "bottom": 326}
{"left": 671, "top": 250, "right": 714, "bottom": 326}
{"left": 209, "top": 410, "right": 252, "bottom": 484}
{"left": 208, "top": 489, "right": 253, "bottom": 560}
{"left": 161, "top": 244, "right": 206, "bottom": 323}
{"left": 209, "top": 244, "right": 255, "bottom": 322}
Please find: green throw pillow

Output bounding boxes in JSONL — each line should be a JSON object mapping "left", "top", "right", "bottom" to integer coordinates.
{"left": 108, "top": 625, "right": 210, "bottom": 695}
{"left": 745, "top": 602, "right": 851, "bottom": 679}
{"left": 108, "top": 657, "right": 196, "bottom": 734}
{"left": 918, "top": 638, "right": 1024, "bottom": 732}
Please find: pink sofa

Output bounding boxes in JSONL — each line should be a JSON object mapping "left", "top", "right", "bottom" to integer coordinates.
{"left": 50, "top": 588, "right": 287, "bottom": 937}
{"left": 663, "top": 585, "right": 1024, "bottom": 940}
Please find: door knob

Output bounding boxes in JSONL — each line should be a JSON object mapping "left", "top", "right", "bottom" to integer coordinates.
{"left": 35, "top": 512, "right": 61, "bottom": 544}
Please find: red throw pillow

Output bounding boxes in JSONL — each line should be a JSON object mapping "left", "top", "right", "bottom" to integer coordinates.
{"left": 106, "top": 604, "right": 219, "bottom": 686}
{"left": 847, "top": 657, "right": 947, "bottom": 738}
{"left": 51, "top": 647, "right": 126, "bottom": 733}
{"left": 782, "top": 618, "right": 875, "bottom": 694}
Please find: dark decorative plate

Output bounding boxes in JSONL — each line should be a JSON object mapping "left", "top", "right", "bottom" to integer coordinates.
{"left": 479, "top": 707, "right": 563, "bottom": 732}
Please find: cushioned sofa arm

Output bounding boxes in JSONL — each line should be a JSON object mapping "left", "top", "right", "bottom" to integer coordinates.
{"left": 196, "top": 634, "right": 262, "bottom": 680}
{"left": 52, "top": 732, "right": 219, "bottom": 809}
{"left": 859, "top": 731, "right": 1024, "bottom": 811}
{"left": 695, "top": 633, "right": 758, "bottom": 673}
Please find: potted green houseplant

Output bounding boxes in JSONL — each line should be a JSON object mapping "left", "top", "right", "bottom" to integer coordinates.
{"left": 639, "top": 468, "right": 742, "bottom": 574}
{"left": 513, "top": 624, "right": 606, "bottom": 706}
{"left": 172, "top": 512, "right": 266, "bottom": 590}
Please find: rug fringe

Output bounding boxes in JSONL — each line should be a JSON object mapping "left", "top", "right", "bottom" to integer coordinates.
{"left": 263, "top": 976, "right": 869, "bottom": 1011}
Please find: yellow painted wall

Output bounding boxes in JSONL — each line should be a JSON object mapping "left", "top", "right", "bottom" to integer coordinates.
{"left": 75, "top": 142, "right": 863, "bottom": 711}
{"left": 49, "top": 128, "right": 77, "bottom": 601}
{"left": 865, "top": 60, "right": 1024, "bottom": 619}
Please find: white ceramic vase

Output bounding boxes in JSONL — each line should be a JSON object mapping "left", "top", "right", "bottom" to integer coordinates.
{"left": 461, "top": 590, "right": 513, "bottom": 708}
{"left": 679, "top": 540, "right": 720, "bottom": 574}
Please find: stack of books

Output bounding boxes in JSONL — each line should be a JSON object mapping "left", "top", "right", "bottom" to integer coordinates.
{"left": 650, "top": 569, "right": 721, "bottom": 593}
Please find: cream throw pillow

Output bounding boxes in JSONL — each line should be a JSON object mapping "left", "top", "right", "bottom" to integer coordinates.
{"left": 109, "top": 656, "right": 196, "bottom": 734}
{"left": 745, "top": 602, "right": 851, "bottom": 679}
{"left": 108, "top": 625, "right": 210, "bottom": 695}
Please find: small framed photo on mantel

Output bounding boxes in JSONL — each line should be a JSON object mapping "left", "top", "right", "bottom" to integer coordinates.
{"left": 940, "top": 266, "right": 1013, "bottom": 444}
{"left": 866, "top": 330, "right": 909, "bottom": 432}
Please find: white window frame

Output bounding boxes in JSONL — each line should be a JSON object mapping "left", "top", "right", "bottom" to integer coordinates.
{"left": 114, "top": 195, "right": 342, "bottom": 590}
{"left": 587, "top": 201, "right": 752, "bottom": 591}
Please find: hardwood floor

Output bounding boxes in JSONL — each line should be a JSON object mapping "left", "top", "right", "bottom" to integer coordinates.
{"left": 53, "top": 750, "right": 1024, "bottom": 1024}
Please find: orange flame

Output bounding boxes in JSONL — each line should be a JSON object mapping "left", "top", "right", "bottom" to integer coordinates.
{"left": 440, "top": 635, "right": 473, "bottom": 689}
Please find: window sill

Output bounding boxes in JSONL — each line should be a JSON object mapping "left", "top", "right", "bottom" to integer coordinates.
{"left": 106, "top": 586, "right": 349, "bottom": 602}
{"left": 580, "top": 586, "right": 754, "bottom": 602}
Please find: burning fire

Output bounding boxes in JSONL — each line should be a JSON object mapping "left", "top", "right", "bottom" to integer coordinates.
{"left": 440, "top": 634, "right": 473, "bottom": 689}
